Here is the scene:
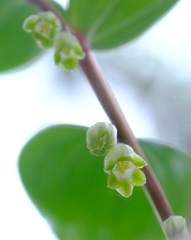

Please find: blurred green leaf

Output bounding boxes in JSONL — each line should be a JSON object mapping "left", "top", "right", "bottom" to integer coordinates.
{"left": 67, "top": 0, "right": 178, "bottom": 49}
{"left": 19, "top": 125, "right": 191, "bottom": 240}
{"left": 140, "top": 140, "right": 191, "bottom": 218}
{"left": 0, "top": 0, "right": 41, "bottom": 72}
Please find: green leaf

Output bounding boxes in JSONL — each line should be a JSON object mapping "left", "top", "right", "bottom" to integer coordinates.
{"left": 67, "top": 0, "right": 178, "bottom": 49}
{"left": 0, "top": 0, "right": 41, "bottom": 72}
{"left": 19, "top": 125, "right": 191, "bottom": 240}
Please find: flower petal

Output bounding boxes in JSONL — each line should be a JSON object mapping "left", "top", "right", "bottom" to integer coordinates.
{"left": 131, "top": 168, "right": 146, "bottom": 186}
{"left": 104, "top": 143, "right": 134, "bottom": 170}
{"left": 107, "top": 171, "right": 120, "bottom": 189}
{"left": 117, "top": 180, "right": 133, "bottom": 198}
{"left": 132, "top": 153, "right": 147, "bottom": 168}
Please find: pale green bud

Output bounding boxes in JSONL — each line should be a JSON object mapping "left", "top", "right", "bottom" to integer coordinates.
{"left": 23, "top": 12, "right": 61, "bottom": 48}
{"left": 163, "top": 216, "right": 189, "bottom": 240}
{"left": 53, "top": 32, "right": 85, "bottom": 69}
{"left": 86, "top": 122, "right": 117, "bottom": 156}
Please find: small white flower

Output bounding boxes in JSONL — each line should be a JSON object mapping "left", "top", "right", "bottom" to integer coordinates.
{"left": 54, "top": 32, "right": 85, "bottom": 69}
{"left": 23, "top": 12, "right": 61, "bottom": 48}
{"left": 104, "top": 143, "right": 146, "bottom": 198}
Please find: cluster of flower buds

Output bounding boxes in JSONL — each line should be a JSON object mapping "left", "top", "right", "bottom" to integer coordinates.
{"left": 23, "top": 12, "right": 85, "bottom": 69}
{"left": 86, "top": 122, "right": 147, "bottom": 198}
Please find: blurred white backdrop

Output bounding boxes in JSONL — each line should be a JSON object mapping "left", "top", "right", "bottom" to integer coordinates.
{"left": 0, "top": 0, "right": 191, "bottom": 239}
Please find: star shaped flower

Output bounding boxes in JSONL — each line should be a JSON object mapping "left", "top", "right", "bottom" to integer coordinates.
{"left": 23, "top": 12, "right": 61, "bottom": 48}
{"left": 54, "top": 32, "right": 86, "bottom": 69}
{"left": 104, "top": 143, "right": 147, "bottom": 197}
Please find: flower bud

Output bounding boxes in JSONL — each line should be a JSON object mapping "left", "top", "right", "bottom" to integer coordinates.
{"left": 23, "top": 12, "right": 61, "bottom": 48}
{"left": 53, "top": 32, "right": 85, "bottom": 69}
{"left": 86, "top": 122, "right": 117, "bottom": 156}
{"left": 163, "top": 216, "right": 189, "bottom": 239}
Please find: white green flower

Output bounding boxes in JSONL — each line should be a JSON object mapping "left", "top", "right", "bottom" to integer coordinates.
{"left": 23, "top": 12, "right": 61, "bottom": 48}
{"left": 104, "top": 143, "right": 146, "bottom": 198}
{"left": 54, "top": 32, "right": 85, "bottom": 70}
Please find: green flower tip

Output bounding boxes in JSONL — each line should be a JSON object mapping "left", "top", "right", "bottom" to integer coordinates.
{"left": 104, "top": 143, "right": 147, "bottom": 198}
{"left": 163, "top": 216, "right": 189, "bottom": 240}
{"left": 54, "top": 48, "right": 79, "bottom": 70}
{"left": 54, "top": 32, "right": 85, "bottom": 70}
{"left": 23, "top": 12, "right": 61, "bottom": 48}
{"left": 86, "top": 122, "right": 117, "bottom": 156}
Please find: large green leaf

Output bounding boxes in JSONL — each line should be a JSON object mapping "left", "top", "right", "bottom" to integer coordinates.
{"left": 66, "top": 0, "right": 179, "bottom": 49}
{"left": 0, "top": 0, "right": 41, "bottom": 72}
{"left": 19, "top": 125, "right": 191, "bottom": 240}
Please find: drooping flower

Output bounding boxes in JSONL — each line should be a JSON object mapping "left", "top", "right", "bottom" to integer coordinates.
{"left": 23, "top": 12, "right": 61, "bottom": 48}
{"left": 104, "top": 143, "right": 147, "bottom": 197}
{"left": 54, "top": 31, "right": 85, "bottom": 70}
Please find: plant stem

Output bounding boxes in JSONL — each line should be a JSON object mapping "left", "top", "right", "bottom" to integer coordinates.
{"left": 79, "top": 49, "right": 173, "bottom": 222}
{"left": 28, "top": 0, "right": 173, "bottom": 226}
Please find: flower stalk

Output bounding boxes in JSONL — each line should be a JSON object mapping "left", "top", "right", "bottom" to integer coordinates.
{"left": 80, "top": 49, "right": 173, "bottom": 222}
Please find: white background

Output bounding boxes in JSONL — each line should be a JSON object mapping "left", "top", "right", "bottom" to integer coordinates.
{"left": 0, "top": 0, "right": 191, "bottom": 239}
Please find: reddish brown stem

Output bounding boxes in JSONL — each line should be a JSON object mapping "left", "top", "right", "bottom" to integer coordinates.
{"left": 79, "top": 50, "right": 173, "bottom": 222}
